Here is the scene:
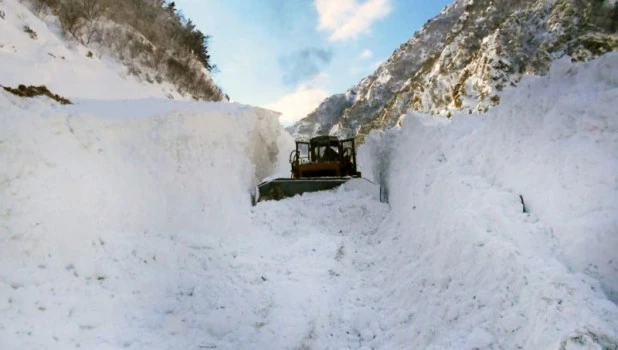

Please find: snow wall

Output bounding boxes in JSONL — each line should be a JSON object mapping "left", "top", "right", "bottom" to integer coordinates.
{"left": 0, "top": 95, "right": 293, "bottom": 349}
{"left": 358, "top": 53, "right": 618, "bottom": 348}
{"left": 1, "top": 97, "right": 291, "bottom": 240}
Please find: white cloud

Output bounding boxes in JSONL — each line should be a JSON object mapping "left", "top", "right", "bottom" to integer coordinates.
{"left": 306, "top": 72, "right": 331, "bottom": 87}
{"left": 261, "top": 86, "right": 329, "bottom": 126}
{"left": 359, "top": 49, "right": 373, "bottom": 60}
{"left": 315, "top": 0, "right": 392, "bottom": 42}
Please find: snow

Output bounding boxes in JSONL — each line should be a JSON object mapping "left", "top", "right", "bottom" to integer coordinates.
{"left": 0, "top": 0, "right": 185, "bottom": 100}
{"left": 1, "top": 0, "right": 617, "bottom": 347}
{"left": 0, "top": 92, "right": 292, "bottom": 349}
{"left": 359, "top": 53, "right": 618, "bottom": 348}
{"left": 241, "top": 190, "right": 389, "bottom": 349}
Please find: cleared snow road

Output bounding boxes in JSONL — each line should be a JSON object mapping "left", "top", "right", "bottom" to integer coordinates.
{"left": 232, "top": 188, "right": 389, "bottom": 349}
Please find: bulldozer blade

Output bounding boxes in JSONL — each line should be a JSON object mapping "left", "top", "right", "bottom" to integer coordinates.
{"left": 256, "top": 177, "right": 350, "bottom": 203}
{"left": 341, "top": 178, "right": 383, "bottom": 202}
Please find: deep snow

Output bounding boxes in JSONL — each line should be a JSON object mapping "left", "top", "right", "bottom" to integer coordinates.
{"left": 2, "top": 54, "right": 617, "bottom": 349}
{"left": 359, "top": 53, "right": 618, "bottom": 348}
{"left": 0, "top": 92, "right": 292, "bottom": 349}
{"left": 1, "top": 0, "right": 617, "bottom": 346}
{"left": 0, "top": 90, "right": 393, "bottom": 349}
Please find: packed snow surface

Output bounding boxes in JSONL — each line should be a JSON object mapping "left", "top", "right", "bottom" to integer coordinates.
{"left": 1, "top": 36, "right": 618, "bottom": 350}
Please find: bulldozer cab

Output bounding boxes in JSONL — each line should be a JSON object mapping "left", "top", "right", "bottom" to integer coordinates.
{"left": 290, "top": 136, "right": 360, "bottom": 179}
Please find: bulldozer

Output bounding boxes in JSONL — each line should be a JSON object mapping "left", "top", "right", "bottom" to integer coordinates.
{"left": 254, "top": 135, "right": 383, "bottom": 203}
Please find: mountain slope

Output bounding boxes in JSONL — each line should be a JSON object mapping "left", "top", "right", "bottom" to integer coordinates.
{"left": 290, "top": 0, "right": 618, "bottom": 142}
{"left": 0, "top": 0, "right": 224, "bottom": 101}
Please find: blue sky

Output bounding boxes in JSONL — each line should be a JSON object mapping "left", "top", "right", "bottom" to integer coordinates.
{"left": 174, "top": 0, "right": 452, "bottom": 125}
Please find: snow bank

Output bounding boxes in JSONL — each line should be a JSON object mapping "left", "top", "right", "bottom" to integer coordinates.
{"left": 359, "top": 53, "right": 618, "bottom": 348}
{"left": 0, "top": 93, "right": 290, "bottom": 349}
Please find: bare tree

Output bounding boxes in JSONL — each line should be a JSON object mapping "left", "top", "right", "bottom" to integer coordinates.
{"left": 57, "top": 0, "right": 84, "bottom": 39}
{"left": 81, "top": 0, "right": 104, "bottom": 21}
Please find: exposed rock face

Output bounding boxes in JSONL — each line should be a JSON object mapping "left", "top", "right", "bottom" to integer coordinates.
{"left": 290, "top": 0, "right": 618, "bottom": 143}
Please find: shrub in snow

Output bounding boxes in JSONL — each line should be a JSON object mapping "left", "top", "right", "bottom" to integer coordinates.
{"left": 2, "top": 84, "right": 71, "bottom": 104}
{"left": 22, "top": 24, "right": 37, "bottom": 39}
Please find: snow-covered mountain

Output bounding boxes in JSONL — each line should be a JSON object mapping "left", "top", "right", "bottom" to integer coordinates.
{"left": 290, "top": 0, "right": 618, "bottom": 142}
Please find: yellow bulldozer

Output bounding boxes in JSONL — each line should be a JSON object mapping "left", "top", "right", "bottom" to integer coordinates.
{"left": 254, "top": 135, "right": 383, "bottom": 203}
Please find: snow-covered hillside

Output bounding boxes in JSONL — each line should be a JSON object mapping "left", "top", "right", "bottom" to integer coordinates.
{"left": 291, "top": 0, "right": 618, "bottom": 143}
{"left": 0, "top": 0, "right": 187, "bottom": 100}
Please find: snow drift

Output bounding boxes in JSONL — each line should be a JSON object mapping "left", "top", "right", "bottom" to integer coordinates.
{"left": 0, "top": 94, "right": 293, "bottom": 349}
{"left": 359, "top": 53, "right": 618, "bottom": 348}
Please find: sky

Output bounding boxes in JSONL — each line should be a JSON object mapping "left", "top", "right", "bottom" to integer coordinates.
{"left": 173, "top": 0, "right": 453, "bottom": 125}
